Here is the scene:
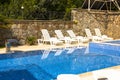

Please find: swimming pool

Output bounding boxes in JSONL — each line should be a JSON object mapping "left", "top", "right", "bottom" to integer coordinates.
{"left": 89, "top": 40, "right": 120, "bottom": 56}
{"left": 0, "top": 45, "right": 120, "bottom": 80}
{"left": 105, "top": 40, "right": 120, "bottom": 44}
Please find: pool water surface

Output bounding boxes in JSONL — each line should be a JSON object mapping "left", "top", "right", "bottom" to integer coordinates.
{"left": 0, "top": 46, "right": 120, "bottom": 80}
{"left": 105, "top": 40, "right": 120, "bottom": 44}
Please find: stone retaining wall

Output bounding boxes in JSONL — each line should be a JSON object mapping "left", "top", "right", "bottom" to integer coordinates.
{"left": 71, "top": 9, "right": 120, "bottom": 39}
{"left": 10, "top": 20, "right": 75, "bottom": 44}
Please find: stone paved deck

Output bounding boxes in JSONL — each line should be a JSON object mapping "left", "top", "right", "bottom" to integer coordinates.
{"left": 0, "top": 43, "right": 88, "bottom": 54}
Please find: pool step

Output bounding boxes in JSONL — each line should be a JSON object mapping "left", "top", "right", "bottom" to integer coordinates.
{"left": 27, "top": 64, "right": 55, "bottom": 80}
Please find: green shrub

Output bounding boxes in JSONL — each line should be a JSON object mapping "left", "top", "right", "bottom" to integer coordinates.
{"left": 26, "top": 36, "right": 36, "bottom": 45}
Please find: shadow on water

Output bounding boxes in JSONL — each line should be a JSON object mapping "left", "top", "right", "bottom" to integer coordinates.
{"left": 0, "top": 69, "right": 37, "bottom": 80}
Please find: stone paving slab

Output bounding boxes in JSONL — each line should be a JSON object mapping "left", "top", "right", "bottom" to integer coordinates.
{"left": 79, "top": 65, "right": 120, "bottom": 80}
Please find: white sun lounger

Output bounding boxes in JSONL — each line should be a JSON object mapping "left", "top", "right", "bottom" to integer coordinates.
{"left": 55, "top": 30, "right": 77, "bottom": 44}
{"left": 38, "top": 29, "right": 63, "bottom": 46}
{"left": 67, "top": 30, "right": 89, "bottom": 43}
{"left": 94, "top": 28, "right": 113, "bottom": 40}
{"left": 57, "top": 74, "right": 81, "bottom": 80}
{"left": 85, "top": 28, "right": 103, "bottom": 42}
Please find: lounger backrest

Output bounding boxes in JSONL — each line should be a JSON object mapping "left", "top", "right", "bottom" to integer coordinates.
{"left": 95, "top": 28, "right": 102, "bottom": 37}
{"left": 41, "top": 29, "right": 51, "bottom": 40}
{"left": 55, "top": 30, "right": 64, "bottom": 40}
{"left": 85, "top": 29, "right": 92, "bottom": 37}
{"left": 67, "top": 30, "right": 76, "bottom": 38}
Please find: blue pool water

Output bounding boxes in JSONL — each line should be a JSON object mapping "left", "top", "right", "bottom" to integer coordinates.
{"left": 105, "top": 40, "right": 120, "bottom": 44}
{"left": 89, "top": 40, "right": 120, "bottom": 56}
{"left": 0, "top": 45, "right": 120, "bottom": 80}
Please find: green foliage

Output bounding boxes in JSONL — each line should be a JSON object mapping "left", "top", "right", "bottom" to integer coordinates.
{"left": 26, "top": 36, "right": 36, "bottom": 45}
{"left": 0, "top": 15, "right": 9, "bottom": 25}
{"left": 0, "top": 15, "right": 11, "bottom": 30}
{"left": 0, "top": 46, "right": 4, "bottom": 48}
{"left": 0, "top": 0, "right": 118, "bottom": 20}
{"left": 0, "top": 0, "right": 10, "bottom": 4}
{"left": 0, "top": 0, "right": 85, "bottom": 20}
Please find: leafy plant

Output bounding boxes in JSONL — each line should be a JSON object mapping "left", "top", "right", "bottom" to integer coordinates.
{"left": 26, "top": 36, "right": 36, "bottom": 45}
{"left": 0, "top": 15, "right": 10, "bottom": 25}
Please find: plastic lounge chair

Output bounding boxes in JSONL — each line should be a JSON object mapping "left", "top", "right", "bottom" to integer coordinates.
{"left": 85, "top": 28, "right": 103, "bottom": 42}
{"left": 67, "top": 30, "right": 89, "bottom": 43}
{"left": 94, "top": 28, "right": 113, "bottom": 40}
{"left": 55, "top": 30, "right": 77, "bottom": 44}
{"left": 92, "top": 69, "right": 120, "bottom": 80}
{"left": 57, "top": 74, "right": 81, "bottom": 80}
{"left": 38, "top": 29, "right": 63, "bottom": 45}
